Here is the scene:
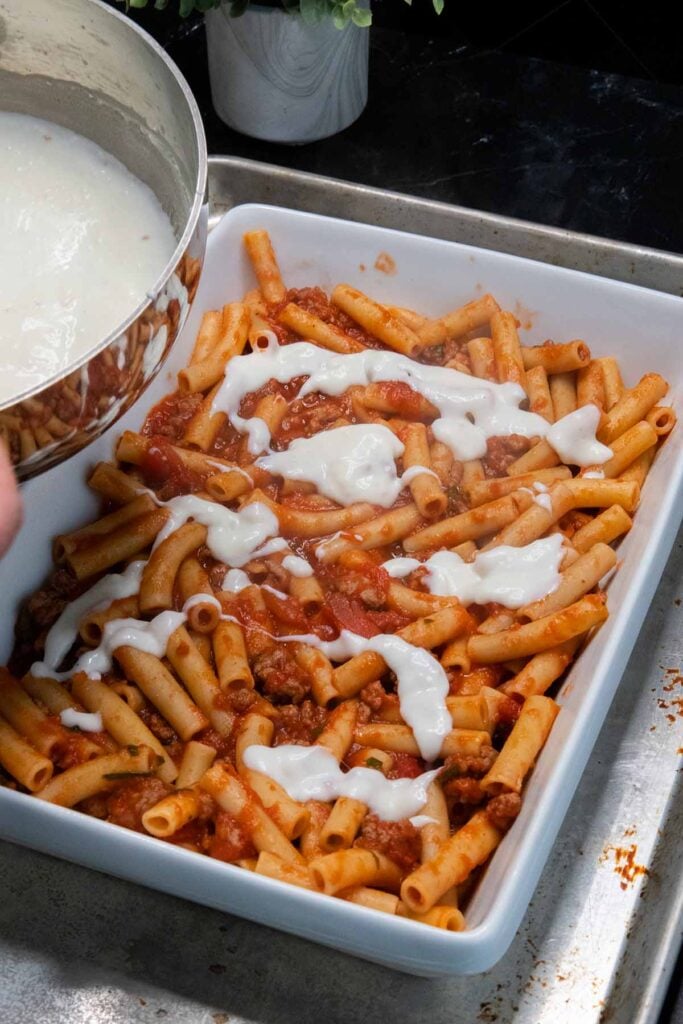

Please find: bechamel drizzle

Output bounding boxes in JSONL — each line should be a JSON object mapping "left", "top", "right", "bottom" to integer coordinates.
{"left": 380, "top": 534, "right": 564, "bottom": 608}
{"left": 210, "top": 335, "right": 611, "bottom": 466}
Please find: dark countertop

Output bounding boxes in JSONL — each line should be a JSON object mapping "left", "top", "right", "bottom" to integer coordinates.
{"left": 159, "top": 19, "right": 683, "bottom": 255}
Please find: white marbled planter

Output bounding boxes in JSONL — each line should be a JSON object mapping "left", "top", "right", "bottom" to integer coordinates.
{"left": 205, "top": 4, "right": 369, "bottom": 144}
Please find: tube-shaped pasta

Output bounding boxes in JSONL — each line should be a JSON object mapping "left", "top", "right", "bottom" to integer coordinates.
{"left": 87, "top": 462, "right": 146, "bottom": 504}
{"left": 506, "top": 440, "right": 560, "bottom": 476}
{"left": 345, "top": 746, "right": 394, "bottom": 772}
{"left": 53, "top": 494, "right": 155, "bottom": 561}
{"left": 445, "top": 693, "right": 490, "bottom": 732}
{"left": 317, "top": 503, "right": 423, "bottom": 562}
{"left": 417, "top": 294, "right": 499, "bottom": 349}
{"left": 354, "top": 723, "right": 490, "bottom": 757}
{"left": 241, "top": 767, "right": 310, "bottom": 840}
{"left": 595, "top": 356, "right": 624, "bottom": 410}
{"left": 205, "top": 466, "right": 262, "bottom": 502}
{"left": 299, "top": 801, "right": 332, "bottom": 861}
{"left": 619, "top": 448, "right": 656, "bottom": 488}
{"left": 115, "top": 431, "right": 238, "bottom": 478}
{"left": 467, "top": 336, "right": 496, "bottom": 380}
{"left": 645, "top": 406, "right": 676, "bottom": 437}
{"left": 481, "top": 483, "right": 573, "bottom": 550}
{"left": 343, "top": 887, "right": 400, "bottom": 914}
{"left": 189, "top": 308, "right": 222, "bottom": 366}
{"left": 21, "top": 674, "right": 78, "bottom": 715}
{"left": 177, "top": 556, "right": 221, "bottom": 633}
{"left": 518, "top": 542, "right": 617, "bottom": 621}
{"left": 600, "top": 421, "right": 658, "bottom": 478}
{"left": 0, "top": 713, "right": 54, "bottom": 792}
{"left": 598, "top": 373, "right": 668, "bottom": 444}
{"left": 234, "top": 714, "right": 274, "bottom": 768}
{"left": 464, "top": 467, "right": 571, "bottom": 507}
{"left": 468, "top": 594, "right": 608, "bottom": 663}
{"left": 402, "top": 423, "right": 447, "bottom": 519}
{"left": 501, "top": 637, "right": 580, "bottom": 698}
{"left": 320, "top": 797, "right": 367, "bottom": 851}
{"left": 142, "top": 789, "right": 205, "bottom": 838}
{"left": 37, "top": 747, "right": 156, "bottom": 807}
{"left": 315, "top": 701, "right": 357, "bottom": 761}
{"left": 289, "top": 574, "right": 325, "bottom": 614}
{"left": 66, "top": 507, "right": 169, "bottom": 580}
{"left": 165, "top": 626, "right": 234, "bottom": 736}
{"left": 279, "top": 302, "right": 364, "bottom": 354}
{"left": 440, "top": 636, "right": 471, "bottom": 672}
{"left": 420, "top": 781, "right": 451, "bottom": 863}
{"left": 480, "top": 695, "right": 559, "bottom": 795}
{"left": 521, "top": 340, "right": 590, "bottom": 373}
{"left": 212, "top": 620, "right": 254, "bottom": 691}
{"left": 255, "top": 852, "right": 315, "bottom": 890}
{"left": 176, "top": 741, "right": 217, "bottom": 789}
{"left": 429, "top": 441, "right": 457, "bottom": 486}
{"left": 71, "top": 674, "right": 177, "bottom": 783}
{"left": 576, "top": 362, "right": 605, "bottom": 411}
{"left": 461, "top": 459, "right": 485, "bottom": 486}
{"left": 183, "top": 384, "right": 226, "bottom": 451}
{"left": 79, "top": 595, "right": 140, "bottom": 646}
{"left": 563, "top": 477, "right": 640, "bottom": 511}
{"left": 243, "top": 229, "right": 286, "bottom": 304}
{"left": 199, "top": 763, "right": 304, "bottom": 864}
{"left": 178, "top": 303, "right": 250, "bottom": 393}
{"left": 310, "top": 849, "right": 403, "bottom": 895}
{"left": 248, "top": 489, "right": 376, "bottom": 539}
{"left": 386, "top": 582, "right": 460, "bottom": 618}
{"left": 0, "top": 670, "right": 65, "bottom": 756}
{"left": 294, "top": 644, "right": 338, "bottom": 706}
{"left": 139, "top": 522, "right": 207, "bottom": 615}
{"left": 115, "top": 646, "right": 209, "bottom": 742}
{"left": 491, "top": 310, "right": 526, "bottom": 388}
{"left": 571, "top": 505, "right": 632, "bottom": 554}
{"left": 404, "top": 490, "right": 534, "bottom": 552}
{"left": 549, "top": 371, "right": 577, "bottom": 420}
{"left": 332, "top": 284, "right": 421, "bottom": 356}
{"left": 525, "top": 365, "right": 554, "bottom": 422}
{"left": 398, "top": 903, "right": 466, "bottom": 931}
{"left": 360, "top": 382, "right": 438, "bottom": 420}
{"left": 400, "top": 810, "right": 503, "bottom": 913}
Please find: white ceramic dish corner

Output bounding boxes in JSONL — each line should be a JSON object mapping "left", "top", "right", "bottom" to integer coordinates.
{"left": 0, "top": 204, "right": 681, "bottom": 976}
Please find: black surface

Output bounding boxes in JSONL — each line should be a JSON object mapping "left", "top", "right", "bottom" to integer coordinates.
{"left": 107, "top": 5, "right": 683, "bottom": 1019}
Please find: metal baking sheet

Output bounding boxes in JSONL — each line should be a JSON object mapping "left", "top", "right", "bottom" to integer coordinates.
{"left": 1, "top": 157, "right": 681, "bottom": 1024}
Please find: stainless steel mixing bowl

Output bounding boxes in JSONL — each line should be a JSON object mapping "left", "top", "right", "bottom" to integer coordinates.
{"left": 0, "top": 0, "right": 208, "bottom": 479}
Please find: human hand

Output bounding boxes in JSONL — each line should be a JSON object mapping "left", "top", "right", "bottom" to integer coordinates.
{"left": 0, "top": 445, "right": 22, "bottom": 557}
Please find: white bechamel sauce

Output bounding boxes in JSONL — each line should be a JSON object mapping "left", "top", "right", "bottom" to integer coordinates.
{"left": 409, "top": 814, "right": 440, "bottom": 828}
{"left": 546, "top": 405, "right": 612, "bottom": 466}
{"left": 242, "top": 743, "right": 440, "bottom": 822}
{"left": 381, "top": 557, "right": 422, "bottom": 579}
{"left": 583, "top": 469, "right": 605, "bottom": 479}
{"left": 72, "top": 610, "right": 186, "bottom": 680}
{"left": 250, "top": 537, "right": 289, "bottom": 558}
{"left": 381, "top": 535, "right": 564, "bottom": 609}
{"left": 282, "top": 554, "right": 314, "bottom": 577}
{"left": 533, "top": 482, "right": 548, "bottom": 492}
{"left": 210, "top": 337, "right": 568, "bottom": 462}
{"left": 60, "top": 708, "right": 103, "bottom": 732}
{"left": 35, "top": 560, "right": 145, "bottom": 676}
{"left": 222, "top": 569, "right": 251, "bottom": 593}
{"left": 154, "top": 496, "right": 279, "bottom": 568}
{"left": 534, "top": 492, "right": 553, "bottom": 512}
{"left": 0, "top": 113, "right": 176, "bottom": 403}
{"left": 256, "top": 424, "right": 431, "bottom": 508}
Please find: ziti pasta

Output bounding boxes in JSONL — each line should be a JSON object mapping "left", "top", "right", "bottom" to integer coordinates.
{"left": 2, "top": 230, "right": 675, "bottom": 932}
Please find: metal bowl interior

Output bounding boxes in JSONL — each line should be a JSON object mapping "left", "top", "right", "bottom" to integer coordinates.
{"left": 0, "top": 0, "right": 208, "bottom": 478}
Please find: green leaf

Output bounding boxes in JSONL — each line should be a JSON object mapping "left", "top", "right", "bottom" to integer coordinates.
{"left": 432, "top": 0, "right": 445, "bottom": 13}
{"left": 365, "top": 756, "right": 383, "bottom": 770}
{"left": 351, "top": 6, "right": 372, "bottom": 24}
{"left": 154, "top": 0, "right": 169, "bottom": 9}
{"left": 178, "top": 0, "right": 195, "bottom": 15}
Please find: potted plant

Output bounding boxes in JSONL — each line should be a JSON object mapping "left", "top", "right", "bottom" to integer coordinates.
{"left": 121, "top": 0, "right": 444, "bottom": 145}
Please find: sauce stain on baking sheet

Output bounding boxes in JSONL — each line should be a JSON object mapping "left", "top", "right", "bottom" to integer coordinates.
{"left": 600, "top": 842, "right": 650, "bottom": 891}
{"left": 374, "top": 252, "right": 397, "bottom": 275}
{"left": 512, "top": 300, "right": 538, "bottom": 331}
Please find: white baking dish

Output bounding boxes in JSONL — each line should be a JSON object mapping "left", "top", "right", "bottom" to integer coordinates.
{"left": 1, "top": 204, "right": 681, "bottom": 976}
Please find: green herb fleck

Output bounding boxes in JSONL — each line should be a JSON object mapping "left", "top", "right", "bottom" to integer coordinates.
{"left": 365, "top": 756, "right": 383, "bottom": 771}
